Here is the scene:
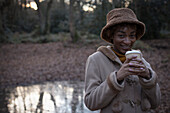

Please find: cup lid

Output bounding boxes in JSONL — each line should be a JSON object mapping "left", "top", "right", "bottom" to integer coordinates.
{"left": 125, "top": 50, "right": 141, "bottom": 55}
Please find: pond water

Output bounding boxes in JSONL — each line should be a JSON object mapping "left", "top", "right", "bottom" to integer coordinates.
{"left": 0, "top": 81, "right": 99, "bottom": 113}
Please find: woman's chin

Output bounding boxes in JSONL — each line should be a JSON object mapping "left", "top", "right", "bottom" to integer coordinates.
{"left": 120, "top": 49, "right": 130, "bottom": 55}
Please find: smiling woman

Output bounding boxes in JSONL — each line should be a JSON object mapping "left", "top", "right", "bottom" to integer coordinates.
{"left": 84, "top": 8, "right": 161, "bottom": 113}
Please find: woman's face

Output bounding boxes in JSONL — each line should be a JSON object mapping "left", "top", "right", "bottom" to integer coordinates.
{"left": 112, "top": 25, "right": 137, "bottom": 55}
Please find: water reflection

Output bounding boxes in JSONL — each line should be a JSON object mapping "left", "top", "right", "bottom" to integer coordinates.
{"left": 1, "top": 81, "right": 99, "bottom": 113}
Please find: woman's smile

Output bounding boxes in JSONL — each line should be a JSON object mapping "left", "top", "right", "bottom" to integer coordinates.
{"left": 121, "top": 45, "right": 131, "bottom": 50}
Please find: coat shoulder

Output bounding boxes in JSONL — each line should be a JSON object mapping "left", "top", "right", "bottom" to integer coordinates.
{"left": 89, "top": 51, "right": 105, "bottom": 59}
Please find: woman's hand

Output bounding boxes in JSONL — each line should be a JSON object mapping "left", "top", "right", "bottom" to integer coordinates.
{"left": 116, "top": 56, "right": 137, "bottom": 81}
{"left": 128, "top": 58, "right": 150, "bottom": 79}
{"left": 116, "top": 56, "right": 150, "bottom": 81}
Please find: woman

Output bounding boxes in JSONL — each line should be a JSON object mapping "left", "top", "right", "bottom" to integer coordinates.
{"left": 84, "top": 8, "right": 161, "bottom": 113}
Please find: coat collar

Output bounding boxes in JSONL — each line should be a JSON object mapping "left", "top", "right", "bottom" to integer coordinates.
{"left": 97, "top": 45, "right": 122, "bottom": 65}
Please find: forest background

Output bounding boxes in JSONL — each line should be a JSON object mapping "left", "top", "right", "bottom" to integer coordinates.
{"left": 0, "top": 0, "right": 170, "bottom": 43}
{"left": 0, "top": 0, "right": 170, "bottom": 113}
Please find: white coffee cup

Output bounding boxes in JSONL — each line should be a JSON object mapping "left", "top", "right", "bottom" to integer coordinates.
{"left": 125, "top": 50, "right": 142, "bottom": 59}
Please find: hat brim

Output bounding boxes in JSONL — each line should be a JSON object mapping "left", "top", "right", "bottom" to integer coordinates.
{"left": 100, "top": 19, "right": 145, "bottom": 44}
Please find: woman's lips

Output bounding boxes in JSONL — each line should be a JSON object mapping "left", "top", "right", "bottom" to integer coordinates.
{"left": 121, "top": 46, "right": 130, "bottom": 50}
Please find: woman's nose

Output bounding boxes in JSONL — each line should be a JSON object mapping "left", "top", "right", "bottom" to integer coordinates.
{"left": 123, "top": 37, "right": 131, "bottom": 45}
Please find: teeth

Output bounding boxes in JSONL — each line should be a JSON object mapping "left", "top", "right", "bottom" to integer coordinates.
{"left": 122, "top": 46, "right": 130, "bottom": 49}
{"left": 121, "top": 45, "right": 131, "bottom": 49}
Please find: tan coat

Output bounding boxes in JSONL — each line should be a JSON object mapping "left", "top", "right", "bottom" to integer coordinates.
{"left": 84, "top": 46, "right": 161, "bottom": 113}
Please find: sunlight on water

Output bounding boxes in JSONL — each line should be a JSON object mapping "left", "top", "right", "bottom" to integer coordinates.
{"left": 5, "top": 81, "right": 99, "bottom": 113}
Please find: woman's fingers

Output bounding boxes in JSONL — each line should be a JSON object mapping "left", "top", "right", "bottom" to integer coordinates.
{"left": 130, "top": 58, "right": 143, "bottom": 64}
{"left": 128, "top": 67, "right": 145, "bottom": 73}
{"left": 129, "top": 62, "right": 145, "bottom": 68}
{"left": 120, "top": 56, "right": 149, "bottom": 77}
{"left": 124, "top": 56, "right": 137, "bottom": 63}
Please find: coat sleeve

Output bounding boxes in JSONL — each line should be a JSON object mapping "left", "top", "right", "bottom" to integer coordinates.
{"left": 139, "top": 58, "right": 161, "bottom": 110}
{"left": 84, "top": 55, "right": 124, "bottom": 111}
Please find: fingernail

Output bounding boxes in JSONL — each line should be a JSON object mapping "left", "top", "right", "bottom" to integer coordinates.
{"left": 140, "top": 68, "right": 144, "bottom": 70}
{"left": 129, "top": 63, "right": 132, "bottom": 65}
{"left": 129, "top": 68, "right": 133, "bottom": 71}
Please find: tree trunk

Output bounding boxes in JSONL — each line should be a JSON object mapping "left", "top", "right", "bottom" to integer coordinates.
{"left": 34, "top": 0, "right": 53, "bottom": 35}
{"left": 45, "top": 0, "right": 53, "bottom": 34}
{"left": 34, "top": 0, "right": 43, "bottom": 34}
{"left": 0, "top": 0, "right": 13, "bottom": 42}
{"left": 24, "top": 0, "right": 27, "bottom": 9}
{"left": 134, "top": 0, "right": 138, "bottom": 14}
{"left": 0, "top": 10, "right": 4, "bottom": 35}
{"left": 112, "top": 0, "right": 115, "bottom": 9}
{"left": 60, "top": 0, "right": 65, "bottom": 9}
{"left": 102, "top": 0, "right": 109, "bottom": 14}
{"left": 77, "top": 0, "right": 81, "bottom": 25}
{"left": 69, "top": 0, "right": 77, "bottom": 42}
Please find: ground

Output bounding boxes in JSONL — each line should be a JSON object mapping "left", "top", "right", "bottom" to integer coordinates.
{"left": 0, "top": 39, "right": 170, "bottom": 112}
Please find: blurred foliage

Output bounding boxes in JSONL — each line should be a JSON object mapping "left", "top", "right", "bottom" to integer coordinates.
{"left": 6, "top": 32, "right": 70, "bottom": 44}
{"left": 129, "top": 0, "right": 170, "bottom": 39}
{"left": 5, "top": 31, "right": 100, "bottom": 44}
{"left": 0, "top": 0, "right": 169, "bottom": 43}
{"left": 50, "top": 9, "right": 69, "bottom": 33}
{"left": 132, "top": 40, "right": 153, "bottom": 51}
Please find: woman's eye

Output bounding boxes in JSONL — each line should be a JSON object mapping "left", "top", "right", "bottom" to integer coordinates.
{"left": 130, "top": 35, "right": 136, "bottom": 38}
{"left": 118, "top": 35, "right": 125, "bottom": 38}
